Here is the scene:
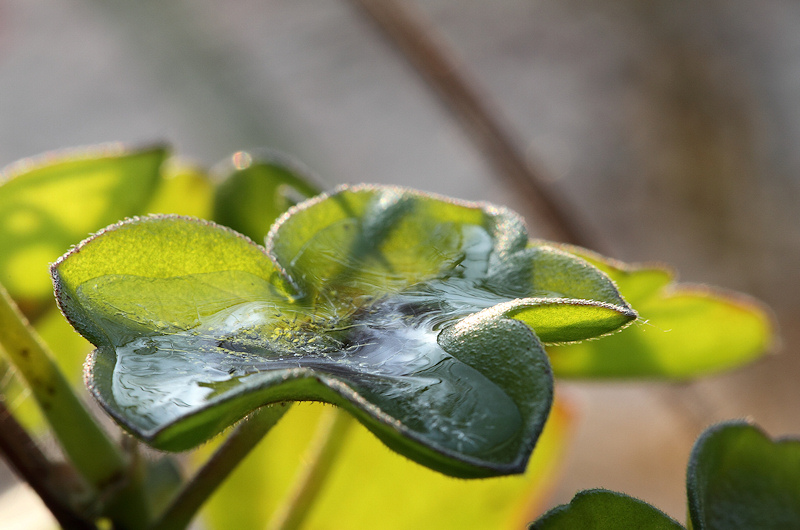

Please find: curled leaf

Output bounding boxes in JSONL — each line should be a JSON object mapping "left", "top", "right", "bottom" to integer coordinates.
{"left": 53, "top": 185, "right": 634, "bottom": 477}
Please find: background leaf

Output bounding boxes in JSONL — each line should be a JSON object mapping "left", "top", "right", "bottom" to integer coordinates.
{"left": 0, "top": 145, "right": 167, "bottom": 314}
{"left": 546, "top": 246, "right": 774, "bottom": 378}
{"left": 0, "top": 145, "right": 186, "bottom": 432}
{"left": 687, "top": 421, "right": 800, "bottom": 530}
{"left": 213, "top": 152, "right": 321, "bottom": 244}
{"left": 530, "top": 489, "right": 684, "bottom": 529}
{"left": 146, "top": 158, "right": 215, "bottom": 219}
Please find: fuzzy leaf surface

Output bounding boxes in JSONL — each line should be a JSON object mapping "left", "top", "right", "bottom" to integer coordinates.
{"left": 687, "top": 421, "right": 800, "bottom": 530}
{"left": 53, "top": 185, "right": 634, "bottom": 477}
{"left": 530, "top": 489, "right": 684, "bottom": 529}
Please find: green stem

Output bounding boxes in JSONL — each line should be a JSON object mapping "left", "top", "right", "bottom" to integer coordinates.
{"left": 150, "top": 403, "right": 291, "bottom": 530}
{"left": 0, "top": 283, "right": 144, "bottom": 522}
{"left": 267, "top": 408, "right": 354, "bottom": 530}
{"left": 103, "top": 454, "right": 154, "bottom": 530}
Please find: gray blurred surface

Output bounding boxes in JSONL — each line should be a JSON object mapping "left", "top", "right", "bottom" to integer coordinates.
{"left": 2, "top": 0, "right": 800, "bottom": 523}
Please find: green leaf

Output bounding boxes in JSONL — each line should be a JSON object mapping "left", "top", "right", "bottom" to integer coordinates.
{"left": 212, "top": 152, "right": 321, "bottom": 244}
{"left": 0, "top": 145, "right": 167, "bottom": 313}
{"left": 267, "top": 186, "right": 489, "bottom": 299}
{"left": 545, "top": 245, "right": 774, "bottom": 378}
{"left": 687, "top": 421, "right": 800, "bottom": 530}
{"left": 53, "top": 215, "right": 285, "bottom": 348}
{"left": 530, "top": 489, "right": 684, "bottom": 529}
{"left": 53, "top": 186, "right": 635, "bottom": 477}
{"left": 269, "top": 186, "right": 635, "bottom": 333}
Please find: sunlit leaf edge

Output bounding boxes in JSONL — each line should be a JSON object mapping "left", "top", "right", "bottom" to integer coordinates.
{"left": 0, "top": 142, "right": 169, "bottom": 184}
{"left": 502, "top": 298, "right": 637, "bottom": 344}
{"left": 51, "top": 214, "right": 276, "bottom": 348}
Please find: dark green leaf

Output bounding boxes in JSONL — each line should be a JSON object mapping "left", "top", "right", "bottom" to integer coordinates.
{"left": 213, "top": 152, "right": 321, "bottom": 244}
{"left": 530, "top": 489, "right": 684, "bottom": 529}
{"left": 687, "top": 421, "right": 800, "bottom": 530}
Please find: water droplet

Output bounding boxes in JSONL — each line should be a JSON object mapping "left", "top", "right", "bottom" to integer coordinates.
{"left": 110, "top": 295, "right": 521, "bottom": 454}
{"left": 106, "top": 219, "right": 530, "bottom": 453}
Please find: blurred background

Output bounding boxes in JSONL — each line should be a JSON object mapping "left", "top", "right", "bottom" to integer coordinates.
{"left": 2, "top": 0, "right": 799, "bottom": 526}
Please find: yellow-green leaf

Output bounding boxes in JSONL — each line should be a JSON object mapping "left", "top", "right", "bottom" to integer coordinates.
{"left": 546, "top": 245, "right": 774, "bottom": 379}
{"left": 0, "top": 145, "right": 167, "bottom": 311}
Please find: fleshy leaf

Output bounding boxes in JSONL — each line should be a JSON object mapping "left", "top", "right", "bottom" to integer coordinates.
{"left": 269, "top": 186, "right": 635, "bottom": 338}
{"left": 213, "top": 152, "right": 321, "bottom": 244}
{"left": 545, "top": 245, "right": 774, "bottom": 378}
{"left": 53, "top": 186, "right": 636, "bottom": 477}
{"left": 530, "top": 489, "right": 684, "bottom": 529}
{"left": 687, "top": 421, "right": 800, "bottom": 530}
{"left": 52, "top": 215, "right": 284, "bottom": 348}
{"left": 0, "top": 145, "right": 167, "bottom": 314}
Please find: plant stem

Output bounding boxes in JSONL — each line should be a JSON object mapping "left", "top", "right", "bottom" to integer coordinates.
{"left": 0, "top": 283, "right": 128, "bottom": 489}
{"left": 150, "top": 403, "right": 291, "bottom": 530}
{"left": 350, "top": 0, "right": 599, "bottom": 249}
{"left": 267, "top": 408, "right": 354, "bottom": 530}
{"left": 0, "top": 282, "right": 152, "bottom": 530}
{"left": 0, "top": 400, "right": 97, "bottom": 530}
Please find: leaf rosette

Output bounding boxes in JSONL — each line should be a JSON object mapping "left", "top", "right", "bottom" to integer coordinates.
{"left": 52, "top": 185, "right": 635, "bottom": 478}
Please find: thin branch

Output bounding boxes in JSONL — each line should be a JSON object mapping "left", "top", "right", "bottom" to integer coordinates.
{"left": 349, "top": 0, "right": 599, "bottom": 248}
{"left": 0, "top": 400, "right": 96, "bottom": 530}
{"left": 150, "top": 403, "right": 291, "bottom": 530}
{"left": 267, "top": 408, "right": 354, "bottom": 530}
